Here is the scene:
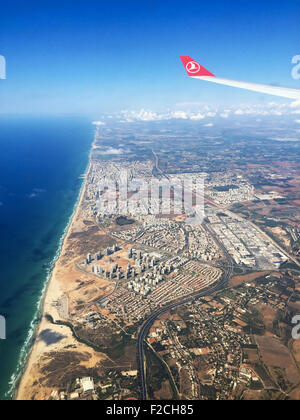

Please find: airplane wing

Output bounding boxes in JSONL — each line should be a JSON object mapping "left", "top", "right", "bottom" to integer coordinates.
{"left": 180, "top": 56, "right": 300, "bottom": 100}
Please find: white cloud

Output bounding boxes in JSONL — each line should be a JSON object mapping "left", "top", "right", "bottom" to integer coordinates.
{"left": 232, "top": 104, "right": 288, "bottom": 117}
{"left": 100, "top": 147, "right": 125, "bottom": 155}
{"left": 120, "top": 109, "right": 199, "bottom": 122}
{"left": 121, "top": 109, "right": 162, "bottom": 121}
{"left": 190, "top": 113, "right": 205, "bottom": 120}
{"left": 171, "top": 111, "right": 189, "bottom": 119}
{"left": 92, "top": 121, "right": 105, "bottom": 125}
{"left": 290, "top": 100, "right": 300, "bottom": 108}
{"left": 27, "top": 188, "right": 46, "bottom": 199}
{"left": 204, "top": 123, "right": 214, "bottom": 127}
{"left": 113, "top": 102, "right": 299, "bottom": 124}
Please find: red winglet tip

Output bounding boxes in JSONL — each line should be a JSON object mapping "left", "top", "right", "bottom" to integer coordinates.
{"left": 180, "top": 56, "right": 215, "bottom": 77}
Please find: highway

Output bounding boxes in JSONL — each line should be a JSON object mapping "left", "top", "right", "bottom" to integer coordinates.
{"left": 137, "top": 222, "right": 234, "bottom": 400}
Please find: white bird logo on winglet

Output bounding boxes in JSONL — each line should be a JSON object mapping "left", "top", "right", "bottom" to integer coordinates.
{"left": 186, "top": 61, "right": 201, "bottom": 74}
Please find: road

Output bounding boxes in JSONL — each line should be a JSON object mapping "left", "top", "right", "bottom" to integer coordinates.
{"left": 137, "top": 222, "right": 234, "bottom": 400}
{"left": 152, "top": 149, "right": 166, "bottom": 178}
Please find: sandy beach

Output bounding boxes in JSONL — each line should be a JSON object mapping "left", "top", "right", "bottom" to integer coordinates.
{"left": 16, "top": 164, "right": 87, "bottom": 399}
{"left": 16, "top": 150, "right": 109, "bottom": 400}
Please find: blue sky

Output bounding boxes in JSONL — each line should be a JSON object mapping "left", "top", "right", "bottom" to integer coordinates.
{"left": 0, "top": 0, "right": 299, "bottom": 117}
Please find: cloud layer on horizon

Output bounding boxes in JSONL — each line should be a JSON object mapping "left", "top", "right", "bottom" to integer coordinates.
{"left": 100, "top": 101, "right": 300, "bottom": 127}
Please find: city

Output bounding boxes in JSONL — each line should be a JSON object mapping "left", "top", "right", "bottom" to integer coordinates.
{"left": 1, "top": 0, "right": 300, "bottom": 407}
{"left": 16, "top": 119, "right": 300, "bottom": 401}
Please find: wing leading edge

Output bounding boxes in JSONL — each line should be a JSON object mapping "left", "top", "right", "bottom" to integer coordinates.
{"left": 180, "top": 56, "right": 300, "bottom": 100}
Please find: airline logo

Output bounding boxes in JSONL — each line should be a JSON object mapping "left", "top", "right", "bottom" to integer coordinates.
{"left": 186, "top": 61, "right": 201, "bottom": 74}
{"left": 180, "top": 56, "right": 216, "bottom": 77}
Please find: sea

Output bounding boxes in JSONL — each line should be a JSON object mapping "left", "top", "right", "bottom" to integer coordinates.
{"left": 0, "top": 115, "right": 93, "bottom": 399}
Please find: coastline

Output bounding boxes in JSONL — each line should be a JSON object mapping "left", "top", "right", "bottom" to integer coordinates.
{"left": 15, "top": 147, "right": 93, "bottom": 400}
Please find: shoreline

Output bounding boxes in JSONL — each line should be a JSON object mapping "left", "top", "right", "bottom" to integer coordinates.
{"left": 14, "top": 144, "right": 93, "bottom": 400}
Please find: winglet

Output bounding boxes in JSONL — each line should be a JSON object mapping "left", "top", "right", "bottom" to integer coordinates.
{"left": 180, "top": 56, "right": 215, "bottom": 77}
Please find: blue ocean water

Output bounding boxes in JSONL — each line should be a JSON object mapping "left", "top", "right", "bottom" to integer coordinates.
{"left": 0, "top": 116, "right": 93, "bottom": 399}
